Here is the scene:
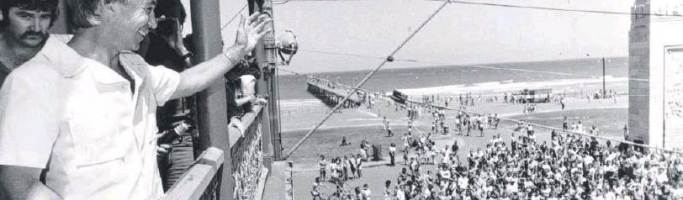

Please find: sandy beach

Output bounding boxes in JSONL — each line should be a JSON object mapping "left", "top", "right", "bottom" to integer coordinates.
{"left": 263, "top": 78, "right": 629, "bottom": 200}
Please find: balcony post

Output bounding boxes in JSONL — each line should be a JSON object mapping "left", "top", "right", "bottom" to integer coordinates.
{"left": 190, "top": 0, "right": 233, "bottom": 199}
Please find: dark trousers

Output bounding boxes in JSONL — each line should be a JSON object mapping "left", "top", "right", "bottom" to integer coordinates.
{"left": 157, "top": 136, "right": 194, "bottom": 191}
{"left": 389, "top": 152, "right": 395, "bottom": 166}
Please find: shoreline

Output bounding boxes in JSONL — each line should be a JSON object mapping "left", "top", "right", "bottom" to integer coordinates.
{"left": 279, "top": 76, "right": 628, "bottom": 104}
{"left": 281, "top": 103, "right": 627, "bottom": 133}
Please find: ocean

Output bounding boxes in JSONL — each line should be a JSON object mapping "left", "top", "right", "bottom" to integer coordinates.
{"left": 277, "top": 57, "right": 628, "bottom": 101}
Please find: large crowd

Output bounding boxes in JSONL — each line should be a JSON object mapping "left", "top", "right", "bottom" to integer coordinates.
{"left": 384, "top": 130, "right": 683, "bottom": 200}
{"left": 309, "top": 94, "right": 683, "bottom": 200}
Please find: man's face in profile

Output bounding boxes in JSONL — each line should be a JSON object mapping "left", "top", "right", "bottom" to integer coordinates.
{"left": 4, "top": 7, "right": 52, "bottom": 47}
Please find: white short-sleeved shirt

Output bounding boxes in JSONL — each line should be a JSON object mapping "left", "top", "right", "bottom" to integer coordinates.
{"left": 0, "top": 36, "right": 180, "bottom": 200}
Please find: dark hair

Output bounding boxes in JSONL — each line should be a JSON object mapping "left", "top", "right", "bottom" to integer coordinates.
{"left": 155, "top": 0, "right": 186, "bottom": 24}
{"left": 1, "top": 0, "right": 60, "bottom": 27}
{"left": 65, "top": 0, "right": 127, "bottom": 29}
{"left": 154, "top": 0, "right": 186, "bottom": 37}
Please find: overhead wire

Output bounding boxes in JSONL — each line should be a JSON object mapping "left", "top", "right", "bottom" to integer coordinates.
{"left": 272, "top": 0, "right": 683, "bottom": 18}
{"left": 444, "top": 0, "right": 683, "bottom": 18}
{"left": 272, "top": 0, "right": 666, "bottom": 158}
{"left": 282, "top": 0, "right": 451, "bottom": 159}
{"left": 274, "top": 0, "right": 367, "bottom": 4}
{"left": 220, "top": 4, "right": 248, "bottom": 31}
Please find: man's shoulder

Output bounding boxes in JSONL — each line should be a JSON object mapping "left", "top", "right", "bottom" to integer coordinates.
{"left": 13, "top": 36, "right": 83, "bottom": 80}
{"left": 9, "top": 58, "right": 62, "bottom": 83}
{"left": 119, "top": 51, "right": 166, "bottom": 78}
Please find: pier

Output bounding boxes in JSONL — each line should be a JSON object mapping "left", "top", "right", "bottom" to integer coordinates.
{"left": 306, "top": 77, "right": 366, "bottom": 108}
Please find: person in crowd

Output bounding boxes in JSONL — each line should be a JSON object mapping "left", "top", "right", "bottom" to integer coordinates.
{"left": 356, "top": 153, "right": 364, "bottom": 178}
{"left": 137, "top": 0, "right": 194, "bottom": 191}
{"left": 311, "top": 177, "right": 323, "bottom": 200}
{"left": 454, "top": 116, "right": 461, "bottom": 135}
{"left": 348, "top": 154, "right": 357, "bottom": 180}
{"left": 384, "top": 180, "right": 393, "bottom": 200}
{"left": 590, "top": 125, "right": 600, "bottom": 135}
{"left": 478, "top": 119, "right": 485, "bottom": 137}
{"left": 0, "top": 0, "right": 271, "bottom": 198}
{"left": 319, "top": 155, "right": 328, "bottom": 181}
{"left": 329, "top": 157, "right": 340, "bottom": 186}
{"left": 624, "top": 124, "right": 629, "bottom": 136}
{"left": 389, "top": 143, "right": 397, "bottom": 166}
{"left": 0, "top": 0, "right": 59, "bottom": 87}
{"left": 342, "top": 155, "right": 349, "bottom": 181}
{"left": 361, "top": 183, "right": 372, "bottom": 200}
{"left": 403, "top": 144, "right": 411, "bottom": 166}
{"left": 493, "top": 113, "right": 500, "bottom": 129}
{"left": 360, "top": 139, "right": 369, "bottom": 161}
{"left": 560, "top": 97, "right": 566, "bottom": 110}
{"left": 341, "top": 136, "right": 351, "bottom": 146}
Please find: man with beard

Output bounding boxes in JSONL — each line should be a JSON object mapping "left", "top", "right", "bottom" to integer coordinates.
{"left": 0, "top": 0, "right": 271, "bottom": 199}
{"left": 0, "top": 0, "right": 59, "bottom": 86}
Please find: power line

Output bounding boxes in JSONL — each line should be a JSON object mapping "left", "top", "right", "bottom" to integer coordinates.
{"left": 273, "top": 0, "right": 682, "bottom": 18}
{"left": 274, "top": 0, "right": 366, "bottom": 4}
{"left": 221, "top": 4, "right": 248, "bottom": 31}
{"left": 440, "top": 0, "right": 683, "bottom": 18}
{"left": 283, "top": 0, "right": 451, "bottom": 159}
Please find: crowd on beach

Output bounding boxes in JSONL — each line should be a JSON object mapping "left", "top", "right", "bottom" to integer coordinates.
{"left": 312, "top": 151, "right": 369, "bottom": 199}
{"left": 379, "top": 130, "right": 683, "bottom": 200}
{"left": 308, "top": 92, "right": 681, "bottom": 200}
{"left": 314, "top": 119, "right": 683, "bottom": 200}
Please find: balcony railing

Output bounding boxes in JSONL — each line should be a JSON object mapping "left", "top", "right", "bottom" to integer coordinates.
{"left": 163, "top": 105, "right": 266, "bottom": 200}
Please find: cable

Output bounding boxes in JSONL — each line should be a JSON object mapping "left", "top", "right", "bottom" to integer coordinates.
{"left": 440, "top": 0, "right": 683, "bottom": 18}
{"left": 273, "top": 0, "right": 682, "bottom": 18}
{"left": 283, "top": 0, "right": 450, "bottom": 159}
{"left": 221, "top": 4, "right": 248, "bottom": 31}
{"left": 275, "top": 0, "right": 366, "bottom": 4}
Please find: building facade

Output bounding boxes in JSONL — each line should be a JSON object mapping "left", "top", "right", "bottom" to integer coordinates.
{"left": 628, "top": 0, "right": 683, "bottom": 150}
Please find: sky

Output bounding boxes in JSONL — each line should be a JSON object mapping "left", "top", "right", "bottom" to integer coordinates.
{"left": 181, "top": 0, "right": 636, "bottom": 73}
